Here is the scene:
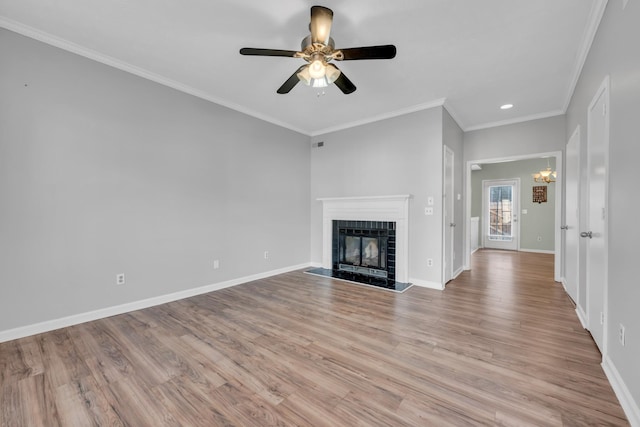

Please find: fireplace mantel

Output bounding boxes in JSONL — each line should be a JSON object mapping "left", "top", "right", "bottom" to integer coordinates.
{"left": 318, "top": 195, "right": 411, "bottom": 283}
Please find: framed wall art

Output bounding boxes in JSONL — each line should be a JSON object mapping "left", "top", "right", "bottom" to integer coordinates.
{"left": 533, "top": 185, "right": 547, "bottom": 203}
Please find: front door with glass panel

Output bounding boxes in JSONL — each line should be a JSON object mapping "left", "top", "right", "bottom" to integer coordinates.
{"left": 483, "top": 179, "right": 519, "bottom": 251}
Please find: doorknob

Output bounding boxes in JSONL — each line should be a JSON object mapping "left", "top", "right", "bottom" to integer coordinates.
{"left": 580, "top": 231, "right": 593, "bottom": 238}
{"left": 450, "top": 223, "right": 456, "bottom": 227}
{"left": 560, "top": 225, "right": 569, "bottom": 230}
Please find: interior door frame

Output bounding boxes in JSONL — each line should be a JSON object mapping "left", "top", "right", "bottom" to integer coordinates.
{"left": 564, "top": 125, "right": 582, "bottom": 322}
{"left": 585, "top": 75, "right": 610, "bottom": 356}
{"left": 464, "top": 150, "right": 563, "bottom": 282}
{"left": 482, "top": 178, "right": 520, "bottom": 251}
{"left": 443, "top": 146, "right": 455, "bottom": 283}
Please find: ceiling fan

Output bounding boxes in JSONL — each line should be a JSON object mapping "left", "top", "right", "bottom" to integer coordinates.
{"left": 239, "top": 5, "right": 397, "bottom": 94}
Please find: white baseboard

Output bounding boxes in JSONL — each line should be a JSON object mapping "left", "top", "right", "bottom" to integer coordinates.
{"left": 519, "top": 248, "right": 555, "bottom": 254}
{"left": 576, "top": 306, "right": 588, "bottom": 329}
{"left": 602, "top": 355, "right": 640, "bottom": 427}
{"left": 410, "top": 278, "right": 444, "bottom": 290}
{"left": 0, "top": 263, "right": 312, "bottom": 343}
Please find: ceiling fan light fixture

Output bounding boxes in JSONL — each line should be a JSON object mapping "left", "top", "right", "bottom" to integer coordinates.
{"left": 312, "top": 78, "right": 329, "bottom": 88}
{"left": 297, "top": 66, "right": 312, "bottom": 85}
{"left": 308, "top": 58, "right": 327, "bottom": 79}
{"left": 325, "top": 63, "right": 340, "bottom": 84}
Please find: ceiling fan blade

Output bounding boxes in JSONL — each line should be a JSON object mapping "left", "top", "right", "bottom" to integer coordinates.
{"left": 332, "top": 68, "right": 356, "bottom": 94}
{"left": 240, "top": 48, "right": 299, "bottom": 57}
{"left": 337, "top": 45, "right": 397, "bottom": 60}
{"left": 310, "top": 6, "right": 333, "bottom": 45}
{"left": 277, "top": 65, "right": 308, "bottom": 94}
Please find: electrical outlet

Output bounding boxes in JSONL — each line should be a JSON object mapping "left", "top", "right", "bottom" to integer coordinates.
{"left": 264, "top": 251, "right": 269, "bottom": 260}
{"left": 619, "top": 324, "right": 626, "bottom": 346}
{"left": 427, "top": 258, "right": 433, "bottom": 267}
{"left": 116, "top": 273, "right": 125, "bottom": 285}
{"left": 213, "top": 259, "right": 219, "bottom": 269}
{"left": 424, "top": 207, "right": 434, "bottom": 216}
{"left": 600, "top": 312, "right": 605, "bottom": 325}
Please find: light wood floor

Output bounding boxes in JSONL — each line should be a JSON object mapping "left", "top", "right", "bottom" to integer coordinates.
{"left": 0, "top": 250, "right": 628, "bottom": 426}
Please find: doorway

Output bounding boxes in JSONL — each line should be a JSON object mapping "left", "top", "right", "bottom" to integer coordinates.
{"left": 464, "top": 151, "right": 563, "bottom": 282}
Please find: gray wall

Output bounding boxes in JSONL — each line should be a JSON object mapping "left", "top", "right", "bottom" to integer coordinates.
{"left": 0, "top": 29, "right": 311, "bottom": 332}
{"left": 471, "top": 158, "right": 556, "bottom": 252}
{"left": 566, "top": 0, "right": 640, "bottom": 414}
{"left": 310, "top": 108, "right": 445, "bottom": 286}
{"left": 443, "top": 108, "right": 465, "bottom": 275}
{"left": 464, "top": 116, "right": 566, "bottom": 162}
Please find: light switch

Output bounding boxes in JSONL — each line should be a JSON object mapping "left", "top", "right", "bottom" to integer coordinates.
{"left": 427, "top": 197, "right": 434, "bottom": 206}
{"left": 522, "top": 209, "right": 528, "bottom": 214}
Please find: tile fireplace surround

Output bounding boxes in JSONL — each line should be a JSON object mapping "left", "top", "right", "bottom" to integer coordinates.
{"left": 318, "top": 195, "right": 411, "bottom": 284}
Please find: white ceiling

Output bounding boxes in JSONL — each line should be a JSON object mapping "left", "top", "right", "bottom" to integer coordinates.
{"left": 0, "top": 0, "right": 605, "bottom": 135}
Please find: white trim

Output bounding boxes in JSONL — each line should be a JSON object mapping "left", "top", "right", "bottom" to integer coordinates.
{"left": 0, "top": 18, "right": 309, "bottom": 136}
{"left": 410, "top": 278, "right": 444, "bottom": 290}
{"left": 443, "top": 101, "right": 467, "bottom": 131}
{"left": 310, "top": 99, "right": 446, "bottom": 136}
{"left": 0, "top": 263, "right": 311, "bottom": 343}
{"left": 576, "top": 306, "right": 588, "bottom": 329}
{"left": 318, "top": 195, "right": 412, "bottom": 283}
{"left": 519, "top": 248, "right": 555, "bottom": 254}
{"left": 452, "top": 267, "right": 464, "bottom": 280}
{"left": 602, "top": 355, "right": 640, "bottom": 427}
{"left": 561, "top": 0, "right": 609, "bottom": 112}
{"left": 465, "top": 109, "right": 565, "bottom": 132}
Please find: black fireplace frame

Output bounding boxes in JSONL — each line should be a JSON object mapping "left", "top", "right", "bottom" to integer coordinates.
{"left": 332, "top": 220, "right": 396, "bottom": 282}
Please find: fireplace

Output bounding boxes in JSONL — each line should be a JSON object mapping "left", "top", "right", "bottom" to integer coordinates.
{"left": 333, "top": 220, "right": 395, "bottom": 281}
{"left": 307, "top": 195, "right": 412, "bottom": 292}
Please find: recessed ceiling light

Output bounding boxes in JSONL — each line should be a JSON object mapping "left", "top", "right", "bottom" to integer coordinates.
{"left": 500, "top": 104, "right": 514, "bottom": 110}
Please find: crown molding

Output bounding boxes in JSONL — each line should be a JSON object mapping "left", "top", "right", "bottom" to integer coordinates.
{"left": 562, "top": 0, "right": 609, "bottom": 112}
{"left": 309, "top": 99, "right": 447, "bottom": 136}
{"left": 442, "top": 100, "right": 467, "bottom": 130}
{"left": 465, "top": 109, "right": 565, "bottom": 132}
{"left": 0, "top": 18, "right": 309, "bottom": 136}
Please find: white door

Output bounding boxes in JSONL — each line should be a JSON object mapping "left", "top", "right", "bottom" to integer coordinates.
{"left": 482, "top": 179, "right": 519, "bottom": 251}
{"left": 443, "top": 147, "right": 455, "bottom": 283}
{"left": 584, "top": 77, "right": 609, "bottom": 353}
{"left": 564, "top": 126, "right": 580, "bottom": 304}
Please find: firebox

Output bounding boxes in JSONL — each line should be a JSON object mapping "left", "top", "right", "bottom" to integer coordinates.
{"left": 332, "top": 220, "right": 395, "bottom": 282}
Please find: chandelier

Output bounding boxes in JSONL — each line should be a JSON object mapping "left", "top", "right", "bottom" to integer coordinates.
{"left": 533, "top": 159, "right": 556, "bottom": 183}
